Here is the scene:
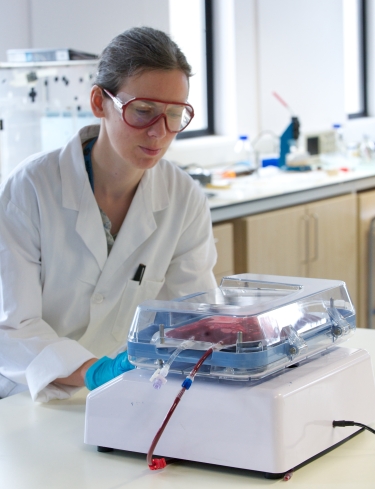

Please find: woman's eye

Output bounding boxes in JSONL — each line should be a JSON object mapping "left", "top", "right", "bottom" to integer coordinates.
{"left": 167, "top": 109, "right": 183, "bottom": 120}
{"left": 130, "top": 101, "right": 156, "bottom": 115}
{"left": 135, "top": 108, "right": 153, "bottom": 115}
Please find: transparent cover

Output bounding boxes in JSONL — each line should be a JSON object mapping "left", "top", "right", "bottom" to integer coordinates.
{"left": 127, "top": 274, "right": 356, "bottom": 380}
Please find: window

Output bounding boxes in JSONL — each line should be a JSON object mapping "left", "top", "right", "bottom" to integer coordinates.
{"left": 343, "top": 0, "right": 367, "bottom": 117}
{"left": 169, "top": 0, "right": 214, "bottom": 137}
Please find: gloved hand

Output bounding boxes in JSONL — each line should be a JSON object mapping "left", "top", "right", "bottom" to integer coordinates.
{"left": 84, "top": 351, "right": 135, "bottom": 390}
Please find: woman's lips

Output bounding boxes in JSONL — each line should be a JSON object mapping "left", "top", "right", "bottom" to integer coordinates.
{"left": 139, "top": 146, "right": 162, "bottom": 156}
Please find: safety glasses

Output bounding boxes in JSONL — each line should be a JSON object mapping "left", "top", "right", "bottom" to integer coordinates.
{"left": 102, "top": 88, "right": 194, "bottom": 133}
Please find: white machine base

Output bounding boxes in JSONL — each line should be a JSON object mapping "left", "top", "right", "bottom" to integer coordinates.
{"left": 85, "top": 347, "right": 375, "bottom": 475}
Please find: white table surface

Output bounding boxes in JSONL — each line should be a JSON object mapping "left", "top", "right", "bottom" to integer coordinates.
{"left": 1, "top": 329, "right": 375, "bottom": 489}
{"left": 208, "top": 163, "right": 375, "bottom": 222}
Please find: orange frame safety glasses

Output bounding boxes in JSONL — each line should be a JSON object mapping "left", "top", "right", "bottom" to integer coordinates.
{"left": 102, "top": 88, "right": 194, "bottom": 133}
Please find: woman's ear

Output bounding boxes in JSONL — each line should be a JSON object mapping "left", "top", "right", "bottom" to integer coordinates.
{"left": 90, "top": 85, "right": 106, "bottom": 118}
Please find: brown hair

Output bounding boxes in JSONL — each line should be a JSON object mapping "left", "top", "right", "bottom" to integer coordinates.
{"left": 95, "top": 26, "right": 192, "bottom": 94}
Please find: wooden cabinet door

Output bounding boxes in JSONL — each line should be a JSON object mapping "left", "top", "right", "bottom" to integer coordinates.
{"left": 213, "top": 222, "right": 234, "bottom": 284}
{"left": 357, "top": 190, "right": 375, "bottom": 328}
{"left": 234, "top": 204, "right": 308, "bottom": 277}
{"left": 307, "top": 194, "right": 357, "bottom": 309}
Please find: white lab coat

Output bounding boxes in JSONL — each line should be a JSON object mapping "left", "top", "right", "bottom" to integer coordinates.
{"left": 0, "top": 125, "right": 217, "bottom": 402}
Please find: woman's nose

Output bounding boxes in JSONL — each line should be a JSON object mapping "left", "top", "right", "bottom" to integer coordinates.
{"left": 147, "top": 114, "right": 168, "bottom": 137}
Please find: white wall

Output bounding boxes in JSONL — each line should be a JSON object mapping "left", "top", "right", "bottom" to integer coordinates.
{"left": 234, "top": 0, "right": 258, "bottom": 139}
{"left": 29, "top": 0, "right": 170, "bottom": 56}
{"left": 0, "top": 0, "right": 170, "bottom": 61}
{"left": 0, "top": 0, "right": 31, "bottom": 61}
{"left": 168, "top": 0, "right": 348, "bottom": 165}
{"left": 257, "top": 0, "right": 346, "bottom": 135}
{"left": 205, "top": 0, "right": 347, "bottom": 140}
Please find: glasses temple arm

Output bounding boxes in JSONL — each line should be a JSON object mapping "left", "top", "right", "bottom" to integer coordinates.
{"left": 102, "top": 88, "right": 123, "bottom": 110}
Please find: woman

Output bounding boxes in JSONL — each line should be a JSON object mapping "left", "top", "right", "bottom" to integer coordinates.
{"left": 0, "top": 27, "right": 217, "bottom": 402}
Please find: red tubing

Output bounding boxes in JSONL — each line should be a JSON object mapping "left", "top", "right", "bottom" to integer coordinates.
{"left": 147, "top": 387, "right": 185, "bottom": 469}
{"left": 147, "top": 347, "right": 214, "bottom": 470}
{"left": 190, "top": 347, "right": 214, "bottom": 376}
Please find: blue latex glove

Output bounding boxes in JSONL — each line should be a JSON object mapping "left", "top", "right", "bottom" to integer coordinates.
{"left": 84, "top": 351, "right": 135, "bottom": 390}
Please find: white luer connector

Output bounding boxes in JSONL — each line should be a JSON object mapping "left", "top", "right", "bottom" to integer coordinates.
{"left": 150, "top": 366, "right": 169, "bottom": 389}
{"left": 150, "top": 339, "right": 196, "bottom": 389}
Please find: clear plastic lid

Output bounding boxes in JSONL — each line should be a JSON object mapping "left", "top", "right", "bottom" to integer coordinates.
{"left": 127, "top": 274, "right": 355, "bottom": 380}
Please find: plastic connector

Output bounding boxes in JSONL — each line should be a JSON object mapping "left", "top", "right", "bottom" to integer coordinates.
{"left": 160, "top": 366, "right": 169, "bottom": 377}
{"left": 149, "top": 369, "right": 161, "bottom": 382}
{"left": 152, "top": 375, "right": 168, "bottom": 390}
{"left": 181, "top": 377, "right": 193, "bottom": 390}
{"left": 150, "top": 365, "right": 170, "bottom": 389}
{"left": 149, "top": 458, "right": 167, "bottom": 470}
{"left": 332, "top": 420, "right": 375, "bottom": 434}
{"left": 333, "top": 420, "right": 355, "bottom": 427}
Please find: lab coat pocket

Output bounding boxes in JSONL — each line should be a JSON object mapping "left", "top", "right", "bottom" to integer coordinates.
{"left": 111, "top": 278, "right": 165, "bottom": 343}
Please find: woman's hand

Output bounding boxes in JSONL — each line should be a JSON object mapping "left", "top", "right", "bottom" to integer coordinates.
{"left": 84, "top": 351, "right": 135, "bottom": 390}
{"left": 55, "top": 358, "right": 98, "bottom": 387}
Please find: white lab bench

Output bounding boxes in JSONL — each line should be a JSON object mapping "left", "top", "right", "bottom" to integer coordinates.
{"left": 209, "top": 163, "right": 375, "bottom": 222}
{"left": 1, "top": 328, "right": 375, "bottom": 489}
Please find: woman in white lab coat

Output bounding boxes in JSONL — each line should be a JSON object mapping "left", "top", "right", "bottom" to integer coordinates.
{"left": 0, "top": 27, "right": 217, "bottom": 402}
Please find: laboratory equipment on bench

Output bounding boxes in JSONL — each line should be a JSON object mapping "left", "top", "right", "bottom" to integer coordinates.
{"left": 233, "top": 134, "right": 255, "bottom": 171}
{"left": 185, "top": 165, "right": 212, "bottom": 185}
{"left": 332, "top": 123, "right": 346, "bottom": 156}
{"left": 279, "top": 116, "right": 300, "bottom": 166}
{"left": 305, "top": 129, "right": 337, "bottom": 156}
{"left": 84, "top": 274, "right": 375, "bottom": 478}
{"left": 360, "top": 134, "right": 375, "bottom": 163}
{"left": 251, "top": 130, "right": 280, "bottom": 170}
{"left": 0, "top": 60, "right": 98, "bottom": 181}
{"left": 272, "top": 92, "right": 311, "bottom": 171}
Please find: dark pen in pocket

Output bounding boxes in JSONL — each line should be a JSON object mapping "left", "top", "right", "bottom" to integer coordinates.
{"left": 132, "top": 264, "right": 146, "bottom": 284}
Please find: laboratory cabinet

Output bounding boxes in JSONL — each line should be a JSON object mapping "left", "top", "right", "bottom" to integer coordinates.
{"left": 212, "top": 222, "right": 235, "bottom": 284}
{"left": 233, "top": 193, "right": 358, "bottom": 314}
{"left": 358, "top": 190, "right": 375, "bottom": 329}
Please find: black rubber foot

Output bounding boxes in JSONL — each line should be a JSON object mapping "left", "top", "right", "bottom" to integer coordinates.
{"left": 264, "top": 471, "right": 288, "bottom": 479}
{"left": 97, "top": 446, "right": 113, "bottom": 452}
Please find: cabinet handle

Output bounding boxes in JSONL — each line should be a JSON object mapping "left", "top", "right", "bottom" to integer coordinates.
{"left": 301, "top": 215, "right": 310, "bottom": 264}
{"left": 310, "top": 213, "right": 319, "bottom": 262}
